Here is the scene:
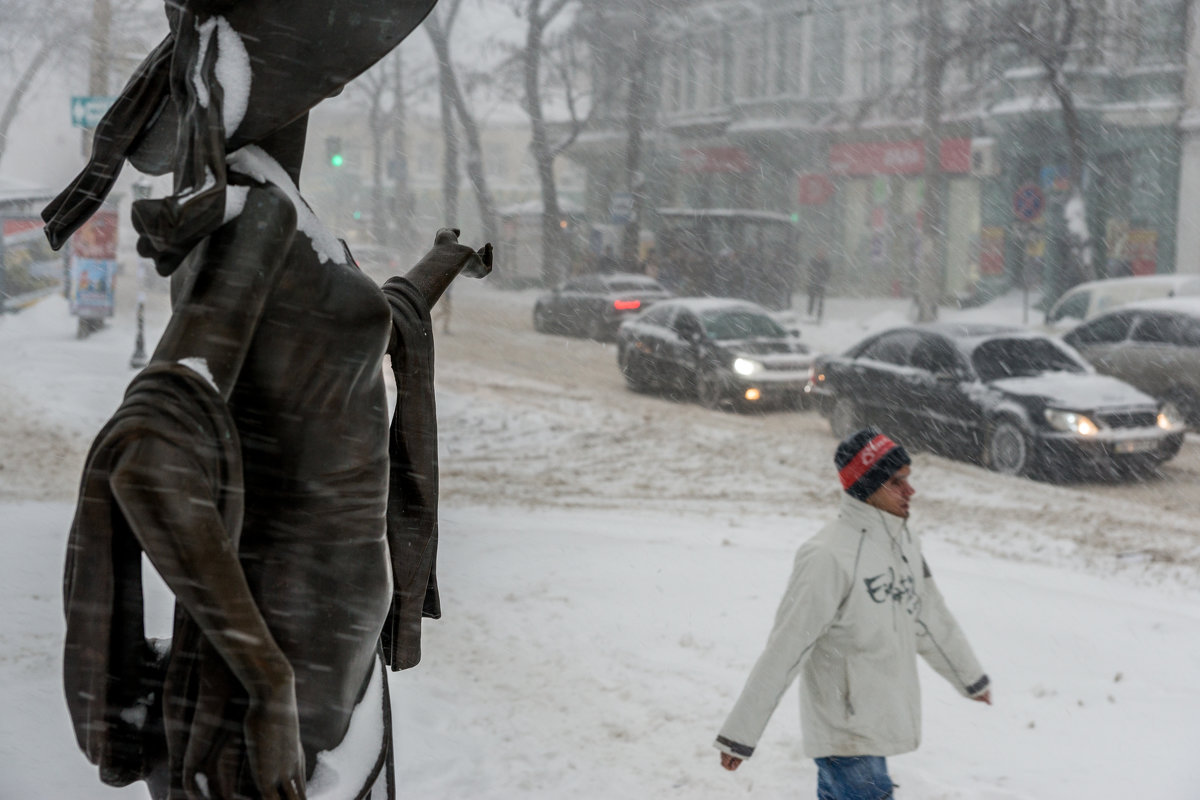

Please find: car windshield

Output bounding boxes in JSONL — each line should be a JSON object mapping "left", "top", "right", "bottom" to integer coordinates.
{"left": 699, "top": 309, "right": 785, "bottom": 340}
{"left": 972, "top": 337, "right": 1086, "bottom": 381}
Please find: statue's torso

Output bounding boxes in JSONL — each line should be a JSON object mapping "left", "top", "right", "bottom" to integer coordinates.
{"left": 228, "top": 232, "right": 395, "bottom": 758}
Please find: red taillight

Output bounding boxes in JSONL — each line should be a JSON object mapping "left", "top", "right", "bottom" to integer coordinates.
{"left": 613, "top": 299, "right": 641, "bottom": 311}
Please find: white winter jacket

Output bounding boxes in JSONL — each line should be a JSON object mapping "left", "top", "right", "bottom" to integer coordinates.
{"left": 715, "top": 494, "right": 989, "bottom": 760}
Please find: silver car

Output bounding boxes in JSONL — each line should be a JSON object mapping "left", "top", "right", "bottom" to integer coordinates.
{"left": 1063, "top": 297, "right": 1200, "bottom": 427}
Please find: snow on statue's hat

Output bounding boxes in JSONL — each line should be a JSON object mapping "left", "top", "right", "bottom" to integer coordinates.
{"left": 43, "top": 0, "right": 438, "bottom": 263}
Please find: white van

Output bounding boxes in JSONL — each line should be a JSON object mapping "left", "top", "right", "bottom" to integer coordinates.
{"left": 1044, "top": 274, "right": 1200, "bottom": 332}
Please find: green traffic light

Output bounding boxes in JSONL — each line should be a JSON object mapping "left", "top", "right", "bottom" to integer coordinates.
{"left": 330, "top": 153, "right": 344, "bottom": 167}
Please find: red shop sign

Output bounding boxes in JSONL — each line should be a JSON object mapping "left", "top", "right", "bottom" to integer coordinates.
{"left": 679, "top": 146, "right": 753, "bottom": 174}
{"left": 797, "top": 174, "right": 835, "bottom": 205}
{"left": 829, "top": 138, "right": 971, "bottom": 176}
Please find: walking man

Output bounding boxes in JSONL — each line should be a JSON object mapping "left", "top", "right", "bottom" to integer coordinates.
{"left": 807, "top": 250, "right": 832, "bottom": 322}
{"left": 715, "top": 428, "right": 991, "bottom": 799}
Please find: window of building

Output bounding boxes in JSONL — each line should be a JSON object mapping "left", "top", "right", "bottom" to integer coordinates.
{"left": 665, "top": 48, "right": 683, "bottom": 113}
{"left": 1134, "top": 0, "right": 1185, "bottom": 65}
{"left": 738, "top": 23, "right": 763, "bottom": 99}
{"left": 691, "top": 39, "right": 700, "bottom": 110}
{"left": 806, "top": 5, "right": 844, "bottom": 97}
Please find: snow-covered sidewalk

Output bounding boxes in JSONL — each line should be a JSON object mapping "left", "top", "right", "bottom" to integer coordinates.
{"left": 2, "top": 287, "right": 1199, "bottom": 798}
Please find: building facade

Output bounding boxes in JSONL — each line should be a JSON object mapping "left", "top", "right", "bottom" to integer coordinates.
{"left": 569, "top": 0, "right": 1192, "bottom": 302}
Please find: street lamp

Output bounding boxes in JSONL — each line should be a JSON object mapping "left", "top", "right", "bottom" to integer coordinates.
{"left": 129, "top": 178, "right": 151, "bottom": 369}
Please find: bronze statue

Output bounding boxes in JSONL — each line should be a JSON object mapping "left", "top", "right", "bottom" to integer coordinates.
{"left": 43, "top": 2, "right": 491, "bottom": 798}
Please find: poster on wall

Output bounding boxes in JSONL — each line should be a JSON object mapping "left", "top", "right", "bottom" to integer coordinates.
{"left": 68, "top": 208, "right": 118, "bottom": 318}
{"left": 1127, "top": 229, "right": 1158, "bottom": 276}
{"left": 979, "top": 227, "right": 1005, "bottom": 276}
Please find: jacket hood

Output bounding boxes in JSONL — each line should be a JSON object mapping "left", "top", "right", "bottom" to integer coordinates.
{"left": 837, "top": 492, "right": 907, "bottom": 532}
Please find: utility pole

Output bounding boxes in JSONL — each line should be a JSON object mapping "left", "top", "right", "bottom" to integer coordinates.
{"left": 84, "top": 0, "right": 112, "bottom": 157}
{"left": 129, "top": 179, "right": 151, "bottom": 368}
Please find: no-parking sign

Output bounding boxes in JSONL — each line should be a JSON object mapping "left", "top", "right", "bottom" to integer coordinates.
{"left": 1013, "top": 183, "right": 1045, "bottom": 222}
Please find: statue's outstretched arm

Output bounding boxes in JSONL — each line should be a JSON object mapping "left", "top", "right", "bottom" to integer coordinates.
{"left": 110, "top": 437, "right": 306, "bottom": 800}
{"left": 402, "top": 227, "right": 492, "bottom": 309}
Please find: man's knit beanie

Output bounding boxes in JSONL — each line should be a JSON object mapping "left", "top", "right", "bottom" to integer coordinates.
{"left": 834, "top": 427, "right": 911, "bottom": 501}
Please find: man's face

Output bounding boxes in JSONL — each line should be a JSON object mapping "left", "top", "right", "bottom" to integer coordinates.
{"left": 866, "top": 465, "right": 915, "bottom": 519}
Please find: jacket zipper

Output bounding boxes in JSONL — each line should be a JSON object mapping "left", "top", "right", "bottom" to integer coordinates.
{"left": 843, "top": 660, "right": 856, "bottom": 716}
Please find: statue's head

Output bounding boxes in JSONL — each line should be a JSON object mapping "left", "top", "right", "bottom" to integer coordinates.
{"left": 129, "top": 0, "right": 438, "bottom": 173}
{"left": 44, "top": 0, "right": 438, "bottom": 249}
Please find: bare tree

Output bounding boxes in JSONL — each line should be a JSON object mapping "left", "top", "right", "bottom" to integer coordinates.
{"left": 347, "top": 52, "right": 436, "bottom": 254}
{"left": 0, "top": 0, "right": 163, "bottom": 168}
{"left": 425, "top": 0, "right": 499, "bottom": 245}
{"left": 505, "top": 0, "right": 595, "bottom": 285}
{"left": 992, "top": 0, "right": 1097, "bottom": 292}
{"left": 0, "top": 0, "right": 88, "bottom": 167}
{"left": 575, "top": 1, "right": 679, "bottom": 271}
{"left": 903, "top": 0, "right": 1115, "bottom": 317}
{"left": 914, "top": 0, "right": 952, "bottom": 322}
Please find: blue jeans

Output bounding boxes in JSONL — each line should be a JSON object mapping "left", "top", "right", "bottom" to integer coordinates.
{"left": 815, "top": 756, "right": 894, "bottom": 800}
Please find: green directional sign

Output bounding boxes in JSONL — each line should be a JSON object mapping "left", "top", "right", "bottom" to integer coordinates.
{"left": 70, "top": 96, "right": 116, "bottom": 129}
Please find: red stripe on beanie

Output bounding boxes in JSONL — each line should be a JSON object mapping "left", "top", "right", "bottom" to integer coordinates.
{"left": 838, "top": 434, "right": 897, "bottom": 491}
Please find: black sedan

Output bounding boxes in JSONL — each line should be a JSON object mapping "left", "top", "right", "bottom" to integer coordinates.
{"left": 806, "top": 324, "right": 1186, "bottom": 478}
{"left": 533, "top": 273, "right": 670, "bottom": 341}
{"left": 616, "top": 298, "right": 814, "bottom": 411}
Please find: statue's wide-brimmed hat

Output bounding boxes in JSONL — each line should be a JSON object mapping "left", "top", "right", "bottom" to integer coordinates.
{"left": 44, "top": 0, "right": 438, "bottom": 252}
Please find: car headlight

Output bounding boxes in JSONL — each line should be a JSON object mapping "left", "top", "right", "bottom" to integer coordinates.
{"left": 733, "top": 357, "right": 764, "bottom": 376}
{"left": 1157, "top": 401, "right": 1187, "bottom": 432}
{"left": 1044, "top": 409, "right": 1099, "bottom": 436}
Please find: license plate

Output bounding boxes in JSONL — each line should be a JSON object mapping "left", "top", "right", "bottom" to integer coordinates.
{"left": 1115, "top": 438, "right": 1158, "bottom": 454}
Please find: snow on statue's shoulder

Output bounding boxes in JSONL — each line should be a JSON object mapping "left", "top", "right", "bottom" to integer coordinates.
{"left": 177, "top": 358, "right": 219, "bottom": 393}
{"left": 226, "top": 145, "right": 347, "bottom": 265}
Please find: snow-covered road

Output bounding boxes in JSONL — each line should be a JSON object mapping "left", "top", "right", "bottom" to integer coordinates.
{"left": 2, "top": 281, "right": 1199, "bottom": 798}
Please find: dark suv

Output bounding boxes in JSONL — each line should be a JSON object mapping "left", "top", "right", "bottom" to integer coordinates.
{"left": 533, "top": 273, "right": 670, "bottom": 341}
{"left": 616, "top": 298, "right": 813, "bottom": 411}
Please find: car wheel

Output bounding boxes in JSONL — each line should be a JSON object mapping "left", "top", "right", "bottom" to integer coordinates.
{"left": 696, "top": 370, "right": 728, "bottom": 411}
{"left": 830, "top": 397, "right": 861, "bottom": 438}
{"left": 1164, "top": 387, "right": 1199, "bottom": 430}
{"left": 618, "top": 347, "right": 649, "bottom": 392}
{"left": 986, "top": 419, "right": 1031, "bottom": 476}
{"left": 787, "top": 392, "right": 810, "bottom": 412}
{"left": 533, "top": 304, "right": 551, "bottom": 333}
{"left": 587, "top": 315, "right": 610, "bottom": 342}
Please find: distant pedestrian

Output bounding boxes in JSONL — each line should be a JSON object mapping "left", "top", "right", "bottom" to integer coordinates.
{"left": 642, "top": 247, "right": 660, "bottom": 280}
{"left": 807, "top": 249, "right": 832, "bottom": 321}
{"left": 715, "top": 427, "right": 991, "bottom": 799}
{"left": 598, "top": 245, "right": 618, "bottom": 274}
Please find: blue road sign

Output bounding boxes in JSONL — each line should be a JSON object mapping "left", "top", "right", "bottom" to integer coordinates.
{"left": 70, "top": 96, "right": 116, "bottom": 129}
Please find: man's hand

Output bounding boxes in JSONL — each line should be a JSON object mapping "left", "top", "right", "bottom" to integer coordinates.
{"left": 971, "top": 689, "right": 992, "bottom": 705}
{"left": 720, "top": 753, "right": 743, "bottom": 771}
